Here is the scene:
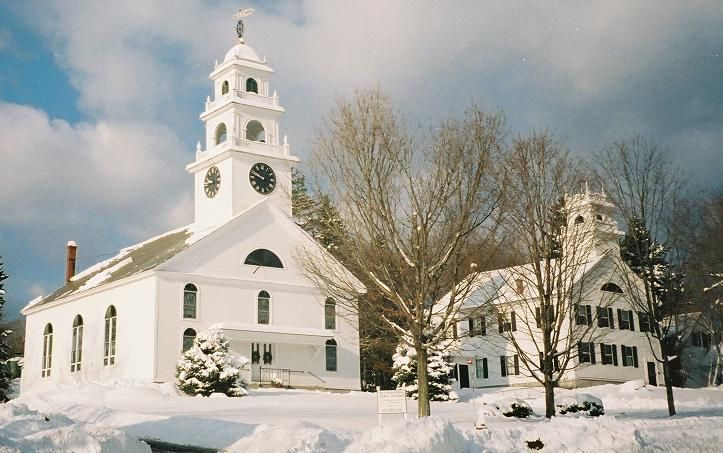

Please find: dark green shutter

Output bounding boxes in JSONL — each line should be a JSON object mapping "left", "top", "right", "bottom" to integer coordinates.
{"left": 511, "top": 312, "right": 517, "bottom": 331}
{"left": 590, "top": 342, "right": 596, "bottom": 364}
{"left": 483, "top": 358, "right": 488, "bottom": 378}
{"left": 514, "top": 355, "right": 519, "bottom": 375}
{"left": 500, "top": 356, "right": 507, "bottom": 377}
{"left": 608, "top": 308, "right": 615, "bottom": 329}
{"left": 621, "top": 345, "right": 628, "bottom": 366}
{"left": 633, "top": 346, "right": 639, "bottom": 368}
{"left": 586, "top": 305, "right": 592, "bottom": 325}
{"left": 612, "top": 344, "right": 618, "bottom": 366}
{"left": 617, "top": 309, "right": 623, "bottom": 329}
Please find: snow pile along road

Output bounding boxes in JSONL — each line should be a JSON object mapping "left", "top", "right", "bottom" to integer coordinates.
{"left": 0, "top": 399, "right": 150, "bottom": 453}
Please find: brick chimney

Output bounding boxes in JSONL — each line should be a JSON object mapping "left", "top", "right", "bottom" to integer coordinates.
{"left": 515, "top": 278, "right": 524, "bottom": 295}
{"left": 66, "top": 241, "right": 77, "bottom": 283}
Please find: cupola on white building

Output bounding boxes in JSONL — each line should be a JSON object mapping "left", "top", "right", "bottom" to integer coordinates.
{"left": 21, "top": 16, "right": 362, "bottom": 394}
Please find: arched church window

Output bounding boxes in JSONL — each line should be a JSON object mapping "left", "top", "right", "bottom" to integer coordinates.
{"left": 574, "top": 215, "right": 585, "bottom": 224}
{"left": 221, "top": 80, "right": 229, "bottom": 95}
{"left": 600, "top": 283, "right": 624, "bottom": 293}
{"left": 246, "top": 78, "right": 258, "bottom": 94}
{"left": 183, "top": 283, "right": 198, "bottom": 319}
{"left": 245, "top": 120, "right": 265, "bottom": 142}
{"left": 325, "top": 298, "right": 336, "bottom": 330}
{"left": 41, "top": 323, "right": 53, "bottom": 377}
{"left": 257, "top": 290, "right": 271, "bottom": 324}
{"left": 182, "top": 328, "right": 197, "bottom": 352}
{"left": 244, "top": 249, "right": 283, "bottom": 268}
{"left": 104, "top": 305, "right": 117, "bottom": 366}
{"left": 215, "top": 123, "right": 227, "bottom": 145}
{"left": 325, "top": 339, "right": 337, "bottom": 371}
{"left": 71, "top": 315, "right": 83, "bottom": 372}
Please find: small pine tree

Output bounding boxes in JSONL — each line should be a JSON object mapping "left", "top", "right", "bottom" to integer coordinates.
{"left": 0, "top": 258, "right": 11, "bottom": 402}
{"left": 291, "top": 168, "right": 316, "bottom": 226}
{"left": 176, "top": 328, "right": 248, "bottom": 397}
{"left": 391, "top": 340, "right": 458, "bottom": 402}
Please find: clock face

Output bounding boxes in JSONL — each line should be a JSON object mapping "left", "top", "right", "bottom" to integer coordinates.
{"left": 249, "top": 162, "right": 276, "bottom": 194}
{"left": 204, "top": 166, "right": 221, "bottom": 198}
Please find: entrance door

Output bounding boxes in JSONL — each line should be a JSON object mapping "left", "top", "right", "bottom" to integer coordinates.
{"left": 647, "top": 362, "right": 658, "bottom": 386}
{"left": 458, "top": 364, "right": 470, "bottom": 388}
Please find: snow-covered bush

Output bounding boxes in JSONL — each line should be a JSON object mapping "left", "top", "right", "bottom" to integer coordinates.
{"left": 391, "top": 341, "right": 458, "bottom": 402}
{"left": 176, "top": 328, "right": 248, "bottom": 397}
{"left": 497, "top": 398, "right": 533, "bottom": 418}
{"left": 556, "top": 394, "right": 604, "bottom": 416}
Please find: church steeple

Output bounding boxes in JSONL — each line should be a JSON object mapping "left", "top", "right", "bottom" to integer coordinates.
{"left": 186, "top": 11, "right": 299, "bottom": 230}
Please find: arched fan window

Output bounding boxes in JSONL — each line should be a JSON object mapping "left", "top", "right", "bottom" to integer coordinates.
{"left": 244, "top": 249, "right": 283, "bottom": 268}
{"left": 600, "top": 283, "right": 624, "bottom": 293}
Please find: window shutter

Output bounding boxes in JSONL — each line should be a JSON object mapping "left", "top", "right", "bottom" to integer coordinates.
{"left": 629, "top": 311, "right": 635, "bottom": 331}
{"left": 481, "top": 316, "right": 486, "bottom": 336}
{"left": 539, "top": 352, "right": 544, "bottom": 370}
{"left": 600, "top": 343, "right": 607, "bottom": 365}
{"left": 608, "top": 307, "right": 615, "bottom": 329}
{"left": 621, "top": 345, "right": 628, "bottom": 367}
{"left": 703, "top": 333, "right": 711, "bottom": 349}
{"left": 498, "top": 314, "right": 504, "bottom": 333}
{"left": 511, "top": 312, "right": 517, "bottom": 331}
{"left": 638, "top": 312, "right": 646, "bottom": 331}
{"left": 590, "top": 342, "right": 596, "bottom": 364}
{"left": 468, "top": 318, "right": 475, "bottom": 337}
{"left": 514, "top": 355, "right": 519, "bottom": 375}
{"left": 586, "top": 305, "right": 592, "bottom": 325}
{"left": 633, "top": 346, "right": 639, "bottom": 368}
{"left": 617, "top": 309, "right": 623, "bottom": 329}
{"left": 597, "top": 306, "right": 604, "bottom": 327}
{"left": 483, "top": 358, "right": 488, "bottom": 378}
{"left": 612, "top": 344, "right": 618, "bottom": 366}
{"left": 535, "top": 307, "right": 541, "bottom": 328}
{"left": 577, "top": 342, "right": 582, "bottom": 362}
{"left": 500, "top": 356, "right": 507, "bottom": 377}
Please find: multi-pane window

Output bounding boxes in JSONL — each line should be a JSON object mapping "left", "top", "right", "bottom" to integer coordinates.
{"left": 597, "top": 306, "right": 615, "bottom": 328}
{"left": 325, "top": 298, "right": 336, "bottom": 330}
{"left": 535, "top": 306, "right": 555, "bottom": 328}
{"left": 468, "top": 316, "right": 486, "bottom": 336}
{"left": 578, "top": 342, "right": 596, "bottom": 364}
{"left": 498, "top": 312, "right": 516, "bottom": 333}
{"left": 618, "top": 309, "right": 635, "bottom": 330}
{"left": 576, "top": 304, "right": 593, "bottom": 325}
{"left": 500, "top": 355, "right": 519, "bottom": 377}
{"left": 325, "top": 339, "right": 337, "bottom": 371}
{"left": 41, "top": 323, "right": 53, "bottom": 377}
{"left": 104, "top": 305, "right": 117, "bottom": 366}
{"left": 638, "top": 312, "right": 651, "bottom": 332}
{"left": 475, "top": 358, "right": 488, "bottom": 379}
{"left": 600, "top": 343, "right": 618, "bottom": 366}
{"left": 539, "top": 351, "right": 560, "bottom": 372}
{"left": 691, "top": 332, "right": 711, "bottom": 348}
{"left": 182, "top": 328, "right": 196, "bottom": 352}
{"left": 621, "top": 345, "right": 639, "bottom": 367}
{"left": 71, "top": 315, "right": 83, "bottom": 372}
{"left": 183, "top": 283, "right": 198, "bottom": 319}
{"left": 257, "top": 290, "right": 270, "bottom": 324}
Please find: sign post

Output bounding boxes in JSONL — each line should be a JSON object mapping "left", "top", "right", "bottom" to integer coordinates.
{"left": 467, "top": 358, "right": 475, "bottom": 404}
{"left": 376, "top": 386, "right": 407, "bottom": 425}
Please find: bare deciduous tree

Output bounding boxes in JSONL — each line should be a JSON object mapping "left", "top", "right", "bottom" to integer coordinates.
{"left": 485, "top": 132, "right": 614, "bottom": 418}
{"left": 596, "top": 135, "right": 687, "bottom": 416}
{"left": 299, "top": 89, "right": 505, "bottom": 417}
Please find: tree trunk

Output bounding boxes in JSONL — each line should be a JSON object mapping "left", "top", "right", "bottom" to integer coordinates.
{"left": 710, "top": 345, "right": 721, "bottom": 387}
{"left": 661, "top": 353, "right": 676, "bottom": 416}
{"left": 544, "top": 374, "right": 555, "bottom": 418}
{"left": 416, "top": 344, "right": 431, "bottom": 417}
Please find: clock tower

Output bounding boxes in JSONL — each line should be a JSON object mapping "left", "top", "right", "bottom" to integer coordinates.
{"left": 186, "top": 12, "right": 299, "bottom": 230}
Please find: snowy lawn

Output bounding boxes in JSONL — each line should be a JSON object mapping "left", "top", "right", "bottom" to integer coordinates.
{"left": 4, "top": 380, "right": 723, "bottom": 452}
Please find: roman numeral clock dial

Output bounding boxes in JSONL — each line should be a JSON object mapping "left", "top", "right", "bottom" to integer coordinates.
{"left": 204, "top": 166, "right": 221, "bottom": 198}
{"left": 249, "top": 163, "right": 276, "bottom": 194}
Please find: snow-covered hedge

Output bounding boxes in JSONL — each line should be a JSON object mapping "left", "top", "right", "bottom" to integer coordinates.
{"left": 176, "top": 328, "right": 248, "bottom": 397}
{"left": 556, "top": 394, "right": 604, "bottom": 416}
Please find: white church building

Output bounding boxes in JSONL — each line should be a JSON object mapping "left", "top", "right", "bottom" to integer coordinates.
{"left": 445, "top": 190, "right": 664, "bottom": 390}
{"left": 21, "top": 20, "right": 362, "bottom": 394}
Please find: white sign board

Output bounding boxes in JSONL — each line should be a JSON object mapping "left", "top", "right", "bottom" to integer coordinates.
{"left": 377, "top": 389, "right": 407, "bottom": 414}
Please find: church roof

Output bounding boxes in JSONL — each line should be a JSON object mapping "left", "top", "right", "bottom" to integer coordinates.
{"left": 224, "top": 42, "right": 262, "bottom": 63}
{"left": 24, "top": 226, "right": 196, "bottom": 311}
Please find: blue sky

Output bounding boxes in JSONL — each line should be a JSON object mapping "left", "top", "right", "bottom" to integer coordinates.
{"left": 0, "top": 1, "right": 721, "bottom": 320}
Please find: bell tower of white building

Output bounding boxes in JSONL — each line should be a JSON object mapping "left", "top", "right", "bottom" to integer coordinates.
{"left": 186, "top": 9, "right": 299, "bottom": 230}
{"left": 565, "top": 184, "right": 624, "bottom": 256}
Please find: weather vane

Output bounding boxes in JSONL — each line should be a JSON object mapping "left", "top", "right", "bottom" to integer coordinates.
{"left": 234, "top": 8, "right": 254, "bottom": 42}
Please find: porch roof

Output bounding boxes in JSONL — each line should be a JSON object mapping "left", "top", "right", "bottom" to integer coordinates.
{"left": 211, "top": 322, "right": 334, "bottom": 346}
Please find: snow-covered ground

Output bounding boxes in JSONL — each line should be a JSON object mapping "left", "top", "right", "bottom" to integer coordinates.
{"left": 3, "top": 380, "right": 722, "bottom": 452}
